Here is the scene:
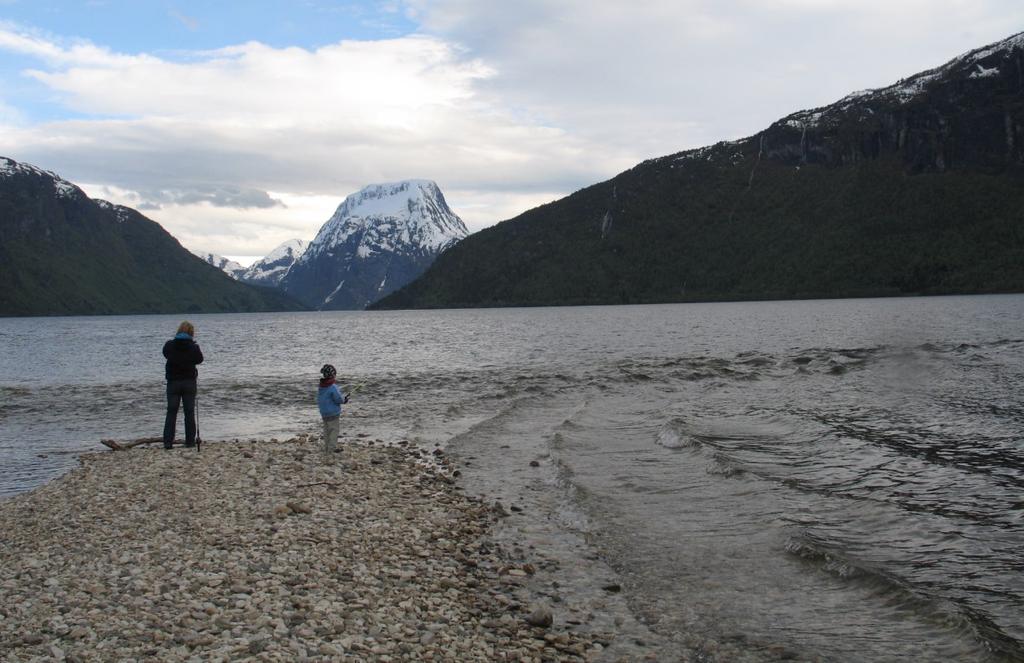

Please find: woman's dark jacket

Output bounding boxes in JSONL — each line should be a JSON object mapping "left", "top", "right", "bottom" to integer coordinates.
{"left": 163, "top": 333, "right": 204, "bottom": 381}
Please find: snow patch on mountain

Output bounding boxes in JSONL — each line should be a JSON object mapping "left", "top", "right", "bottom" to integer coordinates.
{"left": 967, "top": 31, "right": 1024, "bottom": 63}
{"left": 324, "top": 280, "right": 347, "bottom": 305}
{"left": 671, "top": 141, "right": 746, "bottom": 167}
{"left": 95, "top": 199, "right": 133, "bottom": 223}
{"left": 969, "top": 63, "right": 1000, "bottom": 79}
{"left": 1, "top": 156, "right": 85, "bottom": 200}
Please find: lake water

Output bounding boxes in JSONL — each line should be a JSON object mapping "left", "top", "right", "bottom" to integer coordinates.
{"left": 2, "top": 296, "right": 1022, "bottom": 661}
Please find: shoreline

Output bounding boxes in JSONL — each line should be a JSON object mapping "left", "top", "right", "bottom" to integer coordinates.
{"left": 0, "top": 436, "right": 628, "bottom": 662}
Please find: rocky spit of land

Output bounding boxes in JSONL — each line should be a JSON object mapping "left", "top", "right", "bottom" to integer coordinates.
{"left": 0, "top": 437, "right": 624, "bottom": 662}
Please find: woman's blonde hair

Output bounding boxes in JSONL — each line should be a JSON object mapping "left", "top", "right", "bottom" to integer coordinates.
{"left": 176, "top": 320, "right": 195, "bottom": 336}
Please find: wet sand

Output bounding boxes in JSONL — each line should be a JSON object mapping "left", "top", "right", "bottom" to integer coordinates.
{"left": 0, "top": 436, "right": 623, "bottom": 662}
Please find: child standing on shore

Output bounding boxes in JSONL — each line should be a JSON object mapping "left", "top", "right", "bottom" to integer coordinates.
{"left": 317, "top": 364, "right": 348, "bottom": 456}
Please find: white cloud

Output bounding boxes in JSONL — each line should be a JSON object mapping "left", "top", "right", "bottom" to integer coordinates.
{"left": 80, "top": 182, "right": 341, "bottom": 257}
{"left": 25, "top": 36, "right": 491, "bottom": 122}
{"left": 0, "top": 24, "right": 636, "bottom": 252}
{"left": 404, "top": 0, "right": 1024, "bottom": 148}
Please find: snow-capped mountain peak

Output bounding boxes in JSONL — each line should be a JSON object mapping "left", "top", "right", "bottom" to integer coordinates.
{"left": 306, "top": 179, "right": 468, "bottom": 261}
{"left": 282, "top": 179, "right": 469, "bottom": 310}
{"left": 241, "top": 239, "right": 308, "bottom": 287}
{"left": 261, "top": 238, "right": 308, "bottom": 264}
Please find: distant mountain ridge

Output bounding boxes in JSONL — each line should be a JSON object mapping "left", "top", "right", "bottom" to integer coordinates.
{"left": 191, "top": 250, "right": 247, "bottom": 280}
{"left": 0, "top": 156, "right": 304, "bottom": 316}
{"left": 374, "top": 31, "right": 1024, "bottom": 309}
{"left": 281, "top": 179, "right": 468, "bottom": 310}
{"left": 193, "top": 239, "right": 308, "bottom": 287}
{"left": 241, "top": 239, "right": 308, "bottom": 287}
{"left": 766, "top": 30, "right": 1024, "bottom": 171}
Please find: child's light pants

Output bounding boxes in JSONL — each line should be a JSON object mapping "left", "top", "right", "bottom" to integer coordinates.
{"left": 322, "top": 416, "right": 340, "bottom": 453}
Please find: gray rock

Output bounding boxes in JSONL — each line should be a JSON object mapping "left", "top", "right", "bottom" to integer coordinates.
{"left": 286, "top": 501, "right": 312, "bottom": 515}
{"left": 526, "top": 605, "right": 553, "bottom": 628}
{"left": 318, "top": 642, "right": 340, "bottom": 656}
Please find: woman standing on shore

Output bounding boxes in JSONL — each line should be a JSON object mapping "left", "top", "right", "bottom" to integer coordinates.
{"left": 162, "top": 321, "right": 204, "bottom": 449}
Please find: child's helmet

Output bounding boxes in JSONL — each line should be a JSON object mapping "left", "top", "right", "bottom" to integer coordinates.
{"left": 320, "top": 364, "right": 337, "bottom": 379}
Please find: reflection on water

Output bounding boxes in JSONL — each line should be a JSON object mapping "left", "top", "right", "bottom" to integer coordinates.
{"left": 2, "top": 296, "right": 1023, "bottom": 661}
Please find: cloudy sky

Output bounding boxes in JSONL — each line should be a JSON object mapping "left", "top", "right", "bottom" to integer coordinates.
{"left": 1, "top": 1, "right": 1022, "bottom": 263}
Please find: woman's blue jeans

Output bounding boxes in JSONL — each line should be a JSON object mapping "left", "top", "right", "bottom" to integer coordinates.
{"left": 163, "top": 379, "right": 197, "bottom": 447}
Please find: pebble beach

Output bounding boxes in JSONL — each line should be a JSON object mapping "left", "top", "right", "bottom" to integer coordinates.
{"left": 0, "top": 436, "right": 623, "bottom": 662}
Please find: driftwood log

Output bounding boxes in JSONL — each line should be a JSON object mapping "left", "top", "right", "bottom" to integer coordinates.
{"left": 100, "top": 437, "right": 163, "bottom": 451}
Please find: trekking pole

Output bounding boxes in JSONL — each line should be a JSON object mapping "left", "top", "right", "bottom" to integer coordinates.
{"left": 195, "top": 387, "right": 202, "bottom": 454}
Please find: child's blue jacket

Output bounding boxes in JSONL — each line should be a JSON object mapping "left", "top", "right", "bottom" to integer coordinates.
{"left": 318, "top": 381, "right": 344, "bottom": 418}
